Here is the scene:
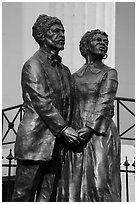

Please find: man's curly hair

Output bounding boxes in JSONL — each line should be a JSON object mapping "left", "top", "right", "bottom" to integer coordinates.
{"left": 79, "top": 29, "right": 108, "bottom": 59}
{"left": 32, "top": 14, "right": 64, "bottom": 46}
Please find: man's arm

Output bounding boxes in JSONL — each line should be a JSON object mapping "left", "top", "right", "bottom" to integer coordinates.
{"left": 22, "top": 61, "right": 79, "bottom": 145}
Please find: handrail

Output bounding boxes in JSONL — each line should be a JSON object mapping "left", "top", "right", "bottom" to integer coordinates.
{"left": 2, "top": 104, "right": 23, "bottom": 112}
{"left": 115, "top": 97, "right": 135, "bottom": 140}
{"left": 2, "top": 97, "right": 135, "bottom": 145}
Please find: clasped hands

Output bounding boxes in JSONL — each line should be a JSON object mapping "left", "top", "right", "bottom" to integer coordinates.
{"left": 62, "top": 126, "right": 94, "bottom": 148}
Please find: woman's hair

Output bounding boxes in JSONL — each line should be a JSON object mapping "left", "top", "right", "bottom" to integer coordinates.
{"left": 79, "top": 29, "right": 108, "bottom": 58}
{"left": 32, "top": 14, "right": 63, "bottom": 46}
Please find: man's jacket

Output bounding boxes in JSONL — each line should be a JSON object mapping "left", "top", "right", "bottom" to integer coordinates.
{"left": 14, "top": 48, "right": 73, "bottom": 161}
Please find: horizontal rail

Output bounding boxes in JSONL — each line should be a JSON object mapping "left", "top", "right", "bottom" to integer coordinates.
{"left": 2, "top": 97, "right": 135, "bottom": 145}
{"left": 2, "top": 141, "right": 16, "bottom": 146}
{"left": 2, "top": 104, "right": 23, "bottom": 112}
{"left": 120, "top": 137, "right": 135, "bottom": 141}
{"left": 2, "top": 164, "right": 17, "bottom": 167}
{"left": 120, "top": 170, "right": 135, "bottom": 173}
{"left": 116, "top": 97, "right": 135, "bottom": 102}
{"left": 2, "top": 98, "right": 135, "bottom": 112}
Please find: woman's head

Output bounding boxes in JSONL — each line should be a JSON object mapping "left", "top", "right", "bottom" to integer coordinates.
{"left": 79, "top": 29, "right": 109, "bottom": 60}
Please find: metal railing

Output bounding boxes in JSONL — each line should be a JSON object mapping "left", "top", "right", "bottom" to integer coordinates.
{"left": 116, "top": 97, "right": 135, "bottom": 141}
{"left": 2, "top": 97, "right": 135, "bottom": 145}
{"left": 2, "top": 97, "right": 135, "bottom": 201}
{"left": 115, "top": 97, "right": 135, "bottom": 202}
{"left": 2, "top": 149, "right": 135, "bottom": 202}
{"left": 2, "top": 104, "right": 24, "bottom": 145}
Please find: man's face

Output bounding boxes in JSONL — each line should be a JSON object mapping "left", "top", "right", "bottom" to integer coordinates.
{"left": 89, "top": 33, "right": 108, "bottom": 58}
{"left": 45, "top": 24, "right": 65, "bottom": 51}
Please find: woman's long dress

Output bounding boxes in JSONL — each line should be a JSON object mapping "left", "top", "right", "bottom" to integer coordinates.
{"left": 57, "top": 62, "right": 121, "bottom": 202}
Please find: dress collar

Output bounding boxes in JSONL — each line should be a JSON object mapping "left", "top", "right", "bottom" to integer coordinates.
{"left": 75, "top": 61, "right": 104, "bottom": 77}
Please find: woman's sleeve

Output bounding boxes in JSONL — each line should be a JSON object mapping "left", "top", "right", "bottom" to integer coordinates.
{"left": 86, "top": 68, "right": 118, "bottom": 135}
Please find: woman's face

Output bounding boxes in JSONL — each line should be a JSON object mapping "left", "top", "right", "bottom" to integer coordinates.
{"left": 89, "top": 33, "right": 108, "bottom": 58}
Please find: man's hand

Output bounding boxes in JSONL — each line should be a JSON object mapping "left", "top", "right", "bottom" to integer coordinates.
{"left": 62, "top": 127, "right": 80, "bottom": 147}
{"left": 78, "top": 127, "right": 94, "bottom": 147}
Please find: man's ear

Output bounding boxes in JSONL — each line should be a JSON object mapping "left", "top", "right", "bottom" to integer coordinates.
{"left": 38, "top": 33, "right": 45, "bottom": 41}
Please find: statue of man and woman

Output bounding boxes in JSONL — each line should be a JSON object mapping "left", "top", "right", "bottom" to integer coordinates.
{"left": 12, "top": 14, "right": 121, "bottom": 202}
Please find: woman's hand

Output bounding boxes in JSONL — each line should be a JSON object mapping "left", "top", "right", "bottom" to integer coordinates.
{"left": 62, "top": 127, "right": 81, "bottom": 147}
{"left": 78, "top": 127, "right": 94, "bottom": 147}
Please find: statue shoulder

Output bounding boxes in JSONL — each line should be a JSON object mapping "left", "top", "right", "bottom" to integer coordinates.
{"left": 73, "top": 64, "right": 87, "bottom": 77}
{"left": 103, "top": 65, "right": 118, "bottom": 81}
{"left": 61, "top": 64, "right": 71, "bottom": 75}
{"left": 22, "top": 54, "right": 43, "bottom": 77}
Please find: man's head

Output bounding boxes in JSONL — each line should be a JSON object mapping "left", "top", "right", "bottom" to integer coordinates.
{"left": 79, "top": 29, "right": 109, "bottom": 59}
{"left": 32, "top": 14, "right": 65, "bottom": 51}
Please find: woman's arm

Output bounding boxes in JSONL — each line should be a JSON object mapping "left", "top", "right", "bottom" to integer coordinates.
{"left": 86, "top": 68, "right": 118, "bottom": 136}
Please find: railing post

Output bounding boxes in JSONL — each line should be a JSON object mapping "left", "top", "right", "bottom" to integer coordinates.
{"left": 132, "top": 157, "right": 135, "bottom": 170}
{"left": 123, "top": 156, "right": 130, "bottom": 202}
{"left": 116, "top": 98, "right": 120, "bottom": 134}
{"left": 132, "top": 158, "right": 135, "bottom": 181}
{"left": 6, "top": 149, "right": 14, "bottom": 201}
{"left": 20, "top": 105, "right": 23, "bottom": 121}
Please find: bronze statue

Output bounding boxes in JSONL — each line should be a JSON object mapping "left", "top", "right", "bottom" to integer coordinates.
{"left": 56, "top": 29, "right": 121, "bottom": 201}
{"left": 12, "top": 14, "right": 80, "bottom": 202}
